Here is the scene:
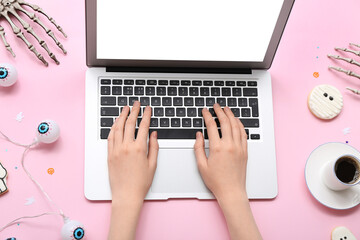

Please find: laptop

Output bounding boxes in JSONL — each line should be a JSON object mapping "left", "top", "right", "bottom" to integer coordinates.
{"left": 84, "top": 0, "right": 295, "bottom": 200}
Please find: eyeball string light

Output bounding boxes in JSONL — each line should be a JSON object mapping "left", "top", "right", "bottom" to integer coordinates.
{"left": 0, "top": 120, "right": 85, "bottom": 240}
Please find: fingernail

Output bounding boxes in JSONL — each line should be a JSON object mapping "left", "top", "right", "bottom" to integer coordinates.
{"left": 225, "top": 106, "right": 230, "bottom": 111}
{"left": 153, "top": 131, "right": 158, "bottom": 138}
{"left": 214, "top": 103, "right": 219, "bottom": 108}
{"left": 196, "top": 131, "right": 202, "bottom": 138}
{"left": 134, "top": 101, "right": 140, "bottom": 107}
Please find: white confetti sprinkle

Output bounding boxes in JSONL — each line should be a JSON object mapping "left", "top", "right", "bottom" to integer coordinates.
{"left": 25, "top": 197, "right": 35, "bottom": 206}
{"left": 15, "top": 112, "right": 24, "bottom": 122}
{"left": 343, "top": 127, "right": 351, "bottom": 135}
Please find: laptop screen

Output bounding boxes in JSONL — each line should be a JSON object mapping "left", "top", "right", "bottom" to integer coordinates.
{"left": 96, "top": 0, "right": 284, "bottom": 62}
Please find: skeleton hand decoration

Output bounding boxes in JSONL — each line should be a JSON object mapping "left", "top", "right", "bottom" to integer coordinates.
{"left": 0, "top": 0, "right": 67, "bottom": 66}
{"left": 328, "top": 43, "right": 360, "bottom": 80}
{"left": 0, "top": 162, "right": 8, "bottom": 195}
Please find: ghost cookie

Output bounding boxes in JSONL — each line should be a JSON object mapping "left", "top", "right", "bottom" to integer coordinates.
{"left": 308, "top": 84, "right": 343, "bottom": 120}
{"left": 0, "top": 162, "right": 8, "bottom": 195}
{"left": 332, "top": 226, "right": 357, "bottom": 240}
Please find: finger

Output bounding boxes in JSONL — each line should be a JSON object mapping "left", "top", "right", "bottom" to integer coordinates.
{"left": 114, "top": 106, "right": 130, "bottom": 145}
{"left": 107, "top": 117, "right": 117, "bottom": 153}
{"left": 237, "top": 118, "right": 248, "bottom": 151}
{"left": 194, "top": 131, "right": 207, "bottom": 172}
{"left": 202, "top": 108, "right": 220, "bottom": 141}
{"left": 213, "top": 103, "right": 232, "bottom": 140}
{"left": 224, "top": 107, "right": 241, "bottom": 144}
{"left": 124, "top": 101, "right": 141, "bottom": 141}
{"left": 137, "top": 106, "right": 151, "bottom": 142}
{"left": 148, "top": 131, "right": 159, "bottom": 171}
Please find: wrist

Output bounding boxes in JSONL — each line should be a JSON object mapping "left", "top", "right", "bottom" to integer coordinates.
{"left": 216, "top": 190, "right": 249, "bottom": 209}
{"left": 112, "top": 194, "right": 144, "bottom": 210}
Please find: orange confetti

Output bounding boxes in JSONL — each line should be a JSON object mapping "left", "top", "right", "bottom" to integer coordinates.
{"left": 47, "top": 168, "right": 54, "bottom": 175}
{"left": 313, "top": 72, "right": 319, "bottom": 78}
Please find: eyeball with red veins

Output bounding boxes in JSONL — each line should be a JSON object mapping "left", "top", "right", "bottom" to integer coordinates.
{"left": 0, "top": 63, "right": 17, "bottom": 87}
{"left": 332, "top": 226, "right": 357, "bottom": 240}
{"left": 36, "top": 120, "right": 60, "bottom": 144}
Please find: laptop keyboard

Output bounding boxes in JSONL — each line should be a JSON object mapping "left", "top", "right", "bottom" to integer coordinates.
{"left": 99, "top": 78, "right": 261, "bottom": 140}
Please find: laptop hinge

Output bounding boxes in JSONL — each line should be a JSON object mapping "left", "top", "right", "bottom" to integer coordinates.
{"left": 106, "top": 67, "right": 252, "bottom": 74}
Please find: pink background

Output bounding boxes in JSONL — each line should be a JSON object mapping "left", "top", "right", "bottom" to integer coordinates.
{"left": 1, "top": 0, "right": 360, "bottom": 239}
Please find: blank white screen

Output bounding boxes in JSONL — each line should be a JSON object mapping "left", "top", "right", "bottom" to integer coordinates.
{"left": 97, "top": 0, "right": 283, "bottom": 62}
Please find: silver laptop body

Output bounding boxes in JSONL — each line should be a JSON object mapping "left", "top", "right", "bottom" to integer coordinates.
{"left": 84, "top": 0, "right": 295, "bottom": 200}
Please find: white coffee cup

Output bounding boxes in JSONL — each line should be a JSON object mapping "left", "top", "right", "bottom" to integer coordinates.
{"left": 322, "top": 154, "right": 360, "bottom": 191}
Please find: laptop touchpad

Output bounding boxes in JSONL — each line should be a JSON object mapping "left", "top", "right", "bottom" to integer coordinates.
{"left": 151, "top": 149, "right": 209, "bottom": 194}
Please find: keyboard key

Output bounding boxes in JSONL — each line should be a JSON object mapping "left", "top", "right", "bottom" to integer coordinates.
{"left": 195, "top": 97, "right": 205, "bottom": 106}
{"left": 112, "top": 86, "right": 121, "bottom": 95}
{"left": 101, "top": 118, "right": 113, "bottom": 127}
{"left": 100, "top": 128, "right": 111, "bottom": 139}
{"left": 226, "top": 81, "right": 235, "bottom": 86}
{"left": 193, "top": 118, "right": 203, "bottom": 127}
{"left": 251, "top": 134, "right": 260, "bottom": 140}
{"left": 238, "top": 98, "right": 248, "bottom": 107}
{"left": 198, "top": 108, "right": 203, "bottom": 117}
{"left": 137, "top": 118, "right": 142, "bottom": 126}
{"left": 160, "top": 118, "right": 170, "bottom": 127}
{"left": 237, "top": 81, "right": 246, "bottom": 86}
{"left": 248, "top": 81, "right": 257, "bottom": 86}
{"left": 101, "top": 97, "right": 116, "bottom": 105}
{"left": 129, "top": 97, "right": 139, "bottom": 105}
{"left": 231, "top": 108, "right": 240, "bottom": 117}
{"left": 101, "top": 79, "right": 111, "bottom": 85}
{"left": 214, "top": 118, "right": 220, "bottom": 127}
{"left": 154, "top": 108, "right": 164, "bottom": 117}
{"left": 170, "top": 80, "right": 180, "bottom": 85}
{"left": 190, "top": 87, "right": 199, "bottom": 96}
{"left": 182, "top": 118, "right": 191, "bottom": 127}
{"left": 179, "top": 87, "right": 188, "bottom": 96}
{"left": 171, "top": 118, "right": 181, "bottom": 127}
{"left": 165, "top": 108, "right": 175, "bottom": 117}
{"left": 217, "top": 98, "right": 226, "bottom": 107}
{"left": 136, "top": 79, "right": 145, "bottom": 85}
{"left": 124, "top": 79, "right": 134, "bottom": 85}
{"left": 118, "top": 97, "right": 127, "bottom": 106}
{"left": 140, "top": 97, "right": 150, "bottom": 106}
{"left": 146, "top": 86, "right": 155, "bottom": 95}
{"left": 228, "top": 98, "right": 237, "bottom": 107}
{"left": 204, "top": 129, "right": 222, "bottom": 139}
{"left": 240, "top": 119, "right": 260, "bottom": 128}
{"left": 123, "top": 86, "right": 133, "bottom": 95}
{"left": 149, "top": 129, "right": 200, "bottom": 139}
{"left": 168, "top": 87, "right": 177, "bottom": 96}
{"left": 157, "top": 87, "right": 166, "bottom": 96}
{"left": 176, "top": 108, "right": 186, "bottom": 117}
{"left": 209, "top": 108, "right": 216, "bottom": 117}
{"left": 200, "top": 87, "right": 210, "bottom": 96}
{"left": 173, "top": 97, "right": 183, "bottom": 106}
{"left": 245, "top": 129, "right": 249, "bottom": 139}
{"left": 206, "top": 98, "right": 216, "bottom": 106}
{"left": 101, "top": 86, "right": 110, "bottom": 95}
{"left": 159, "top": 80, "right": 169, "bottom": 85}
{"left": 203, "top": 81, "right": 213, "bottom": 86}
{"left": 232, "top": 88, "right": 242, "bottom": 96}
{"left": 184, "top": 97, "right": 194, "bottom": 106}
{"left": 243, "top": 88, "right": 258, "bottom": 97}
{"left": 192, "top": 80, "right": 202, "bottom": 86}
{"left": 211, "top": 88, "right": 220, "bottom": 96}
{"left": 150, "top": 118, "right": 158, "bottom": 127}
{"left": 249, "top": 98, "right": 259, "bottom": 117}
{"left": 241, "top": 108, "right": 251, "bottom": 117}
{"left": 147, "top": 80, "right": 157, "bottom": 85}
{"left": 215, "top": 81, "right": 224, "bottom": 86}
{"left": 113, "top": 79, "right": 122, "bottom": 85}
{"left": 101, "top": 107, "right": 119, "bottom": 116}
{"left": 135, "top": 86, "right": 144, "bottom": 95}
{"left": 222, "top": 88, "right": 231, "bottom": 96}
{"left": 181, "top": 80, "right": 191, "bottom": 86}
{"left": 151, "top": 97, "right": 161, "bottom": 106}
{"left": 187, "top": 108, "right": 197, "bottom": 117}
{"left": 162, "top": 97, "right": 172, "bottom": 106}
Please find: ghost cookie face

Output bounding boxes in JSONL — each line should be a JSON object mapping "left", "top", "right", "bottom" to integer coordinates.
{"left": 331, "top": 226, "right": 357, "bottom": 240}
{"left": 308, "top": 84, "right": 343, "bottom": 120}
{"left": 0, "top": 162, "right": 8, "bottom": 195}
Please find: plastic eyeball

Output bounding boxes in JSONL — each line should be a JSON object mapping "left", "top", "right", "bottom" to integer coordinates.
{"left": 61, "top": 220, "right": 85, "bottom": 240}
{"left": 0, "top": 63, "right": 17, "bottom": 87}
{"left": 36, "top": 120, "right": 60, "bottom": 144}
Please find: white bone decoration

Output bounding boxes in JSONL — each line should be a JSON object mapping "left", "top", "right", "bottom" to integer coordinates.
{"left": 328, "top": 43, "right": 360, "bottom": 80}
{"left": 0, "top": 0, "right": 67, "bottom": 66}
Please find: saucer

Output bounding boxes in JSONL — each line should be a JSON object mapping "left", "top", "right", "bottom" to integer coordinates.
{"left": 305, "top": 142, "right": 360, "bottom": 210}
